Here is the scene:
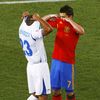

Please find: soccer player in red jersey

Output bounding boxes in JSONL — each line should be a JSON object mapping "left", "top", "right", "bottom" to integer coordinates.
{"left": 43, "top": 5, "right": 85, "bottom": 100}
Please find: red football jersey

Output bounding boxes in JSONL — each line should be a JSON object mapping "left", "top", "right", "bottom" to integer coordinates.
{"left": 48, "top": 17, "right": 79, "bottom": 64}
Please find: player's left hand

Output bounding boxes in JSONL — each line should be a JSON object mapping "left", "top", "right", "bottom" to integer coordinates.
{"left": 63, "top": 18, "right": 71, "bottom": 22}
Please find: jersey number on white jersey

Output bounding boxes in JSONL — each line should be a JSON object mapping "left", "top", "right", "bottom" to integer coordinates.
{"left": 20, "top": 38, "right": 33, "bottom": 56}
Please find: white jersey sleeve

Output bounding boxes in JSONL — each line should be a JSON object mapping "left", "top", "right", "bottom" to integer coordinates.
{"left": 31, "top": 21, "right": 43, "bottom": 39}
{"left": 31, "top": 29, "right": 43, "bottom": 40}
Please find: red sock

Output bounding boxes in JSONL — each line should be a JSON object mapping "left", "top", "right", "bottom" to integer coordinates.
{"left": 66, "top": 94, "right": 76, "bottom": 100}
{"left": 52, "top": 95, "right": 62, "bottom": 100}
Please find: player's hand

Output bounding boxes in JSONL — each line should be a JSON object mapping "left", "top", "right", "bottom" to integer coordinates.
{"left": 49, "top": 14, "right": 58, "bottom": 18}
{"left": 21, "top": 11, "right": 29, "bottom": 19}
{"left": 42, "top": 14, "right": 58, "bottom": 21}
{"left": 32, "top": 13, "right": 40, "bottom": 20}
{"left": 63, "top": 18, "right": 71, "bottom": 22}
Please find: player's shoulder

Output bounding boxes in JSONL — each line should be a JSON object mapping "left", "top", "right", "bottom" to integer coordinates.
{"left": 49, "top": 17, "right": 58, "bottom": 22}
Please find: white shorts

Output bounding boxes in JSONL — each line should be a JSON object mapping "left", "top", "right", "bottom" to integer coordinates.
{"left": 27, "top": 62, "right": 51, "bottom": 95}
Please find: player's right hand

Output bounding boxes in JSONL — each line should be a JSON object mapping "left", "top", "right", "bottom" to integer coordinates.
{"left": 32, "top": 13, "right": 40, "bottom": 20}
{"left": 21, "top": 11, "right": 29, "bottom": 19}
{"left": 49, "top": 14, "right": 58, "bottom": 18}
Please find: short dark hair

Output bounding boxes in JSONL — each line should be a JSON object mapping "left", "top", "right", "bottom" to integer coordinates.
{"left": 25, "top": 15, "right": 34, "bottom": 26}
{"left": 60, "top": 5, "right": 74, "bottom": 16}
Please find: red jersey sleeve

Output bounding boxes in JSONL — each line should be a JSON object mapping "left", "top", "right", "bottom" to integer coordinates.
{"left": 47, "top": 17, "right": 57, "bottom": 28}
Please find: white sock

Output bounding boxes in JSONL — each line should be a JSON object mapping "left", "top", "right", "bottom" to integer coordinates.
{"left": 27, "top": 95, "right": 38, "bottom": 100}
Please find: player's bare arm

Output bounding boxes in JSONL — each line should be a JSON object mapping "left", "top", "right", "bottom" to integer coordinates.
{"left": 42, "top": 14, "right": 58, "bottom": 21}
{"left": 32, "top": 13, "right": 53, "bottom": 36}
{"left": 64, "top": 18, "right": 85, "bottom": 35}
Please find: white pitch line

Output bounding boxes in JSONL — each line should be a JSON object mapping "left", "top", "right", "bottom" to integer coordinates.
{"left": 0, "top": 0, "right": 76, "bottom": 5}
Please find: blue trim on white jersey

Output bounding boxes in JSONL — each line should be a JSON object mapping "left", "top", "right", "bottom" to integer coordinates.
{"left": 31, "top": 35, "right": 36, "bottom": 41}
{"left": 42, "top": 79, "right": 46, "bottom": 95}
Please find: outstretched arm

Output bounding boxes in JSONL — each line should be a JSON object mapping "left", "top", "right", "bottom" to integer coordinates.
{"left": 32, "top": 13, "right": 53, "bottom": 36}
{"left": 42, "top": 14, "right": 58, "bottom": 21}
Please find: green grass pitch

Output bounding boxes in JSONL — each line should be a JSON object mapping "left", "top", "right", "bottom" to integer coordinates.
{"left": 0, "top": 0, "right": 100, "bottom": 100}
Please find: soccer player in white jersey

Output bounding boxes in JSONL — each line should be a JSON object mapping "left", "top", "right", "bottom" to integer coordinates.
{"left": 19, "top": 12, "right": 53, "bottom": 100}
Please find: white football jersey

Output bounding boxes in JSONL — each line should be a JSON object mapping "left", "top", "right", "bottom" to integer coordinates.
{"left": 19, "top": 18, "right": 47, "bottom": 63}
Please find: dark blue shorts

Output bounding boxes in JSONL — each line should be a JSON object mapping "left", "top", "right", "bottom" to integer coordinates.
{"left": 50, "top": 59, "right": 75, "bottom": 93}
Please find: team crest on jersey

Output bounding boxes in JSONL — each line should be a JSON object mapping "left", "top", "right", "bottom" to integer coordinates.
{"left": 64, "top": 26, "right": 70, "bottom": 36}
{"left": 64, "top": 26, "right": 70, "bottom": 33}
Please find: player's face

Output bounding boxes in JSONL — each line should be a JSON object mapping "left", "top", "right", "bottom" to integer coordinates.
{"left": 59, "top": 13, "right": 67, "bottom": 18}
